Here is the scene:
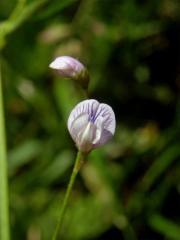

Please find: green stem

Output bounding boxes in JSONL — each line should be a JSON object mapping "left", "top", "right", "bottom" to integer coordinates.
{"left": 52, "top": 151, "right": 86, "bottom": 240}
{"left": 0, "top": 59, "right": 10, "bottom": 240}
{"left": 0, "top": 0, "right": 49, "bottom": 49}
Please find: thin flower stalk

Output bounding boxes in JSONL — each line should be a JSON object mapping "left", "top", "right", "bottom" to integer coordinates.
{"left": 52, "top": 151, "right": 86, "bottom": 240}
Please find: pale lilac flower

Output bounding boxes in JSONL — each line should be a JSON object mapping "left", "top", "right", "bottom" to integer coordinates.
{"left": 67, "top": 99, "right": 116, "bottom": 153}
{"left": 49, "top": 56, "right": 89, "bottom": 88}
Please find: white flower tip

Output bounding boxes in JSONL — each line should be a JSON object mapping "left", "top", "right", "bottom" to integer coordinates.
{"left": 49, "top": 57, "right": 67, "bottom": 70}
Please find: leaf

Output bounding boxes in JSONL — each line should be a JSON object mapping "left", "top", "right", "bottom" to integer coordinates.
{"left": 34, "top": 0, "right": 78, "bottom": 20}
{"left": 40, "top": 150, "right": 74, "bottom": 185}
{"left": 64, "top": 195, "right": 113, "bottom": 240}
{"left": 148, "top": 214, "right": 180, "bottom": 240}
{"left": 140, "top": 144, "right": 180, "bottom": 191}
{"left": 8, "top": 139, "right": 42, "bottom": 175}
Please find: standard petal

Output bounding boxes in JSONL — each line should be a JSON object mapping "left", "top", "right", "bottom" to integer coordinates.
{"left": 94, "top": 129, "right": 113, "bottom": 147}
{"left": 67, "top": 99, "right": 99, "bottom": 131}
{"left": 93, "top": 115, "right": 113, "bottom": 147}
{"left": 94, "top": 103, "right": 116, "bottom": 135}
{"left": 92, "top": 116, "right": 104, "bottom": 145}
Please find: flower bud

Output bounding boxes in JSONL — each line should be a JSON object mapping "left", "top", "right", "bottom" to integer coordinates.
{"left": 49, "top": 56, "right": 89, "bottom": 89}
{"left": 67, "top": 99, "right": 116, "bottom": 153}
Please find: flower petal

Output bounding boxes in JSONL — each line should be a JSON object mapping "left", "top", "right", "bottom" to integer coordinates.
{"left": 69, "top": 113, "right": 97, "bottom": 152}
{"left": 93, "top": 115, "right": 114, "bottom": 147}
{"left": 77, "top": 122, "right": 97, "bottom": 152}
{"left": 94, "top": 129, "right": 113, "bottom": 147}
{"left": 67, "top": 99, "right": 99, "bottom": 132}
{"left": 92, "top": 116, "right": 104, "bottom": 144}
{"left": 69, "top": 113, "right": 89, "bottom": 142}
{"left": 94, "top": 103, "right": 116, "bottom": 135}
{"left": 49, "top": 56, "right": 84, "bottom": 78}
{"left": 67, "top": 99, "right": 116, "bottom": 152}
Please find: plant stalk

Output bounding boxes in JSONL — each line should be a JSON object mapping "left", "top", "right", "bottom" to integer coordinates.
{"left": 0, "top": 59, "right": 10, "bottom": 240}
{"left": 52, "top": 150, "right": 86, "bottom": 240}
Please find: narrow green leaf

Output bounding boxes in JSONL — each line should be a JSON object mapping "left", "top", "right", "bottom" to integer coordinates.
{"left": 8, "top": 139, "right": 42, "bottom": 175}
{"left": 141, "top": 144, "right": 180, "bottom": 191}
{"left": 148, "top": 214, "right": 180, "bottom": 240}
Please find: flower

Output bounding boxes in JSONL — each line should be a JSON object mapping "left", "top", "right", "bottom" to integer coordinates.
{"left": 49, "top": 56, "right": 89, "bottom": 89}
{"left": 67, "top": 99, "right": 116, "bottom": 153}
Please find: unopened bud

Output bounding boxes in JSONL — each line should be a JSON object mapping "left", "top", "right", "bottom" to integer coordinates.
{"left": 49, "top": 56, "right": 89, "bottom": 89}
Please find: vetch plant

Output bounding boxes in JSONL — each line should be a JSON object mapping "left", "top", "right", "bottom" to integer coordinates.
{"left": 50, "top": 56, "right": 116, "bottom": 240}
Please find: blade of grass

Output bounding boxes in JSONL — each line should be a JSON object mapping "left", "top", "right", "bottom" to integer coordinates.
{"left": 148, "top": 214, "right": 180, "bottom": 240}
{"left": 140, "top": 144, "right": 180, "bottom": 191}
{"left": 0, "top": 59, "right": 10, "bottom": 240}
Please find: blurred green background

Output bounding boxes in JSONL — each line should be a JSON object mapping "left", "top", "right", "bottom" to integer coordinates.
{"left": 0, "top": 0, "right": 180, "bottom": 239}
